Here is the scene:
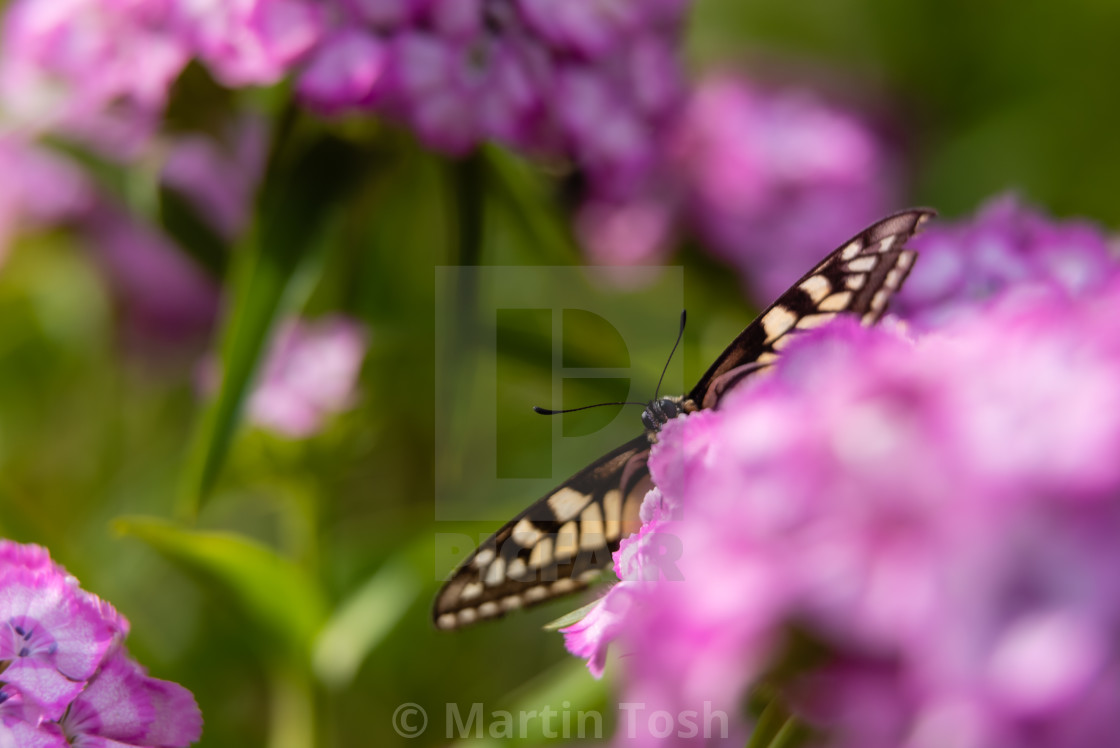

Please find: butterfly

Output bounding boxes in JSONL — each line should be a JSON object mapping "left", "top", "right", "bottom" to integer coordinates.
{"left": 434, "top": 209, "right": 934, "bottom": 630}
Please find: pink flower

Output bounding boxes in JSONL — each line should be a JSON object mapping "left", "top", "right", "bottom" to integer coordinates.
{"left": 61, "top": 650, "right": 202, "bottom": 747}
{"left": 0, "top": 540, "right": 201, "bottom": 745}
{"left": 0, "top": 688, "right": 69, "bottom": 748}
{"left": 894, "top": 194, "right": 1120, "bottom": 329}
{"left": 0, "top": 135, "right": 95, "bottom": 263}
{"left": 296, "top": 29, "right": 388, "bottom": 116}
{"left": 172, "top": 0, "right": 324, "bottom": 88}
{"left": 672, "top": 75, "right": 896, "bottom": 301}
{"left": 561, "top": 488, "right": 682, "bottom": 677}
{"left": 199, "top": 316, "right": 368, "bottom": 438}
{"left": 247, "top": 317, "right": 368, "bottom": 437}
{"left": 160, "top": 116, "right": 267, "bottom": 241}
{"left": 0, "top": 567, "right": 118, "bottom": 719}
{"left": 561, "top": 203, "right": 1120, "bottom": 746}
{"left": 295, "top": 0, "right": 689, "bottom": 173}
{"left": 0, "top": 0, "right": 190, "bottom": 157}
{"left": 82, "top": 207, "right": 220, "bottom": 344}
{"left": 577, "top": 73, "right": 897, "bottom": 290}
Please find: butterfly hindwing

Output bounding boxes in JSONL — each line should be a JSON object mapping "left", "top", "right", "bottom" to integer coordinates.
{"left": 434, "top": 436, "right": 651, "bottom": 630}
{"left": 688, "top": 209, "right": 933, "bottom": 409}
{"left": 434, "top": 208, "right": 934, "bottom": 629}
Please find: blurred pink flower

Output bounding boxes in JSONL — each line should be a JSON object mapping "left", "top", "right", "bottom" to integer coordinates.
{"left": 82, "top": 207, "right": 220, "bottom": 343}
{"left": 296, "top": 28, "right": 388, "bottom": 116}
{"left": 161, "top": 116, "right": 268, "bottom": 241}
{"left": 0, "top": 539, "right": 201, "bottom": 746}
{"left": 577, "top": 74, "right": 897, "bottom": 295}
{"left": 172, "top": 0, "right": 324, "bottom": 88}
{"left": 894, "top": 194, "right": 1119, "bottom": 329}
{"left": 673, "top": 76, "right": 895, "bottom": 301}
{"left": 296, "top": 0, "right": 689, "bottom": 171}
{"left": 564, "top": 205, "right": 1120, "bottom": 747}
{"left": 247, "top": 317, "right": 367, "bottom": 437}
{"left": 200, "top": 316, "right": 368, "bottom": 438}
{"left": 0, "top": 135, "right": 94, "bottom": 262}
{"left": 561, "top": 487, "right": 680, "bottom": 677}
{"left": 0, "top": 0, "right": 190, "bottom": 157}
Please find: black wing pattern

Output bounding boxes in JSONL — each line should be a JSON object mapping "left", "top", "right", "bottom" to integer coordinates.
{"left": 434, "top": 208, "right": 934, "bottom": 629}
{"left": 689, "top": 209, "right": 934, "bottom": 409}
{"left": 434, "top": 436, "right": 652, "bottom": 630}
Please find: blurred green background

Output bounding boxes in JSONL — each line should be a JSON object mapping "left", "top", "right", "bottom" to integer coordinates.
{"left": 1, "top": 0, "right": 1117, "bottom": 745}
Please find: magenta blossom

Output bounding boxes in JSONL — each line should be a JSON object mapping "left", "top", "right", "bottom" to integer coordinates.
{"left": 82, "top": 207, "right": 220, "bottom": 344}
{"left": 61, "top": 650, "right": 203, "bottom": 748}
{"left": 672, "top": 75, "right": 896, "bottom": 301}
{"left": 0, "top": 0, "right": 190, "bottom": 157}
{"left": 0, "top": 540, "right": 201, "bottom": 746}
{"left": 578, "top": 73, "right": 898, "bottom": 298}
{"left": 246, "top": 316, "right": 368, "bottom": 437}
{"left": 894, "top": 194, "right": 1120, "bottom": 329}
{"left": 562, "top": 202, "right": 1120, "bottom": 746}
{"left": 200, "top": 316, "right": 368, "bottom": 438}
{"left": 160, "top": 115, "right": 267, "bottom": 241}
{"left": 562, "top": 488, "right": 680, "bottom": 677}
{"left": 564, "top": 280, "right": 1120, "bottom": 745}
{"left": 0, "top": 135, "right": 94, "bottom": 263}
{"left": 172, "top": 0, "right": 324, "bottom": 88}
{"left": 296, "top": 0, "right": 689, "bottom": 179}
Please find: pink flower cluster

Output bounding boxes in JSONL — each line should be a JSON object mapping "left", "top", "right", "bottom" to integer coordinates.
{"left": 0, "top": 540, "right": 202, "bottom": 746}
{"left": 563, "top": 205, "right": 1120, "bottom": 747}
{"left": 579, "top": 73, "right": 897, "bottom": 304}
{"left": 1, "top": 0, "right": 689, "bottom": 190}
{"left": 895, "top": 195, "right": 1120, "bottom": 329}
{"left": 298, "top": 0, "right": 688, "bottom": 191}
{"left": 0, "top": 0, "right": 319, "bottom": 157}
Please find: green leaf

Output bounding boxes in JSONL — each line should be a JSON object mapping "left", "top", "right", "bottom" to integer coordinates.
{"left": 483, "top": 145, "right": 578, "bottom": 264}
{"left": 312, "top": 551, "right": 422, "bottom": 689}
{"left": 542, "top": 595, "right": 606, "bottom": 631}
{"left": 115, "top": 515, "right": 328, "bottom": 659}
{"left": 746, "top": 687, "right": 796, "bottom": 748}
{"left": 176, "top": 124, "right": 370, "bottom": 516}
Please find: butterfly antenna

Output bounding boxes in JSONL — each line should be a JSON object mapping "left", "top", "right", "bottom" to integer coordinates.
{"left": 654, "top": 310, "right": 687, "bottom": 400}
{"left": 533, "top": 402, "right": 646, "bottom": 416}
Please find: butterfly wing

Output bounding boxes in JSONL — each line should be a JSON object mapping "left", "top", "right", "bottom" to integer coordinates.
{"left": 434, "top": 435, "right": 652, "bottom": 630}
{"left": 688, "top": 208, "right": 934, "bottom": 409}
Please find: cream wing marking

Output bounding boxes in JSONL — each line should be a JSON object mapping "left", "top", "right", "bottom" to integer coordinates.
{"left": 434, "top": 436, "right": 650, "bottom": 630}
{"left": 690, "top": 209, "right": 932, "bottom": 410}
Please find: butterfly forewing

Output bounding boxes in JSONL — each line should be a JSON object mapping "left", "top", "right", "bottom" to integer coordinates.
{"left": 688, "top": 209, "right": 933, "bottom": 408}
{"left": 434, "top": 436, "right": 651, "bottom": 630}
{"left": 434, "top": 208, "right": 934, "bottom": 629}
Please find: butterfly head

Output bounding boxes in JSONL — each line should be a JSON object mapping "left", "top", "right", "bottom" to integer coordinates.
{"left": 642, "top": 396, "right": 696, "bottom": 440}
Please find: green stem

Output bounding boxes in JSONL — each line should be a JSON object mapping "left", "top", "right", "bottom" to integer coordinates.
{"left": 176, "top": 119, "right": 369, "bottom": 519}
{"left": 745, "top": 690, "right": 792, "bottom": 748}
{"left": 438, "top": 151, "right": 487, "bottom": 493}
{"left": 768, "top": 716, "right": 804, "bottom": 748}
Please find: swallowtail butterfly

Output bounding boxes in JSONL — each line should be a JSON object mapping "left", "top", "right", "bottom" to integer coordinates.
{"left": 434, "top": 209, "right": 934, "bottom": 630}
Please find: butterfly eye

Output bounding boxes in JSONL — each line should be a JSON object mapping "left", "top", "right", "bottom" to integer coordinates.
{"left": 662, "top": 400, "right": 680, "bottom": 419}
{"left": 641, "top": 409, "right": 657, "bottom": 432}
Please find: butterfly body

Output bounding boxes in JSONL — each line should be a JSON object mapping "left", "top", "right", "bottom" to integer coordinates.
{"left": 641, "top": 396, "right": 695, "bottom": 439}
{"left": 434, "top": 209, "right": 935, "bottom": 630}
